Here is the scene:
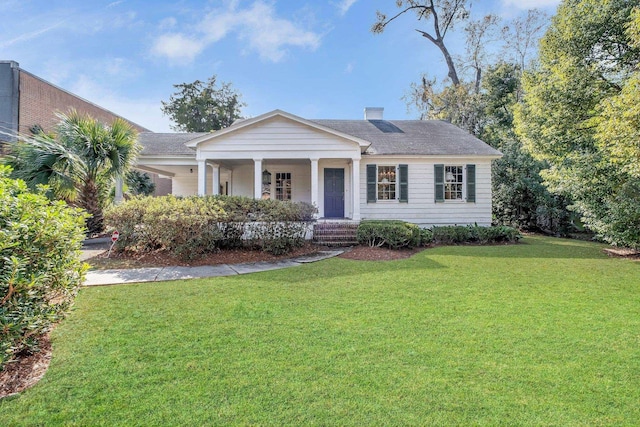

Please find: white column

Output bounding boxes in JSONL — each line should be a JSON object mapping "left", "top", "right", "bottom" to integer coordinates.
{"left": 310, "top": 158, "right": 319, "bottom": 216}
{"left": 115, "top": 175, "right": 124, "bottom": 204}
{"left": 197, "top": 159, "right": 206, "bottom": 196}
{"left": 352, "top": 158, "right": 361, "bottom": 220}
{"left": 210, "top": 163, "right": 220, "bottom": 195}
{"left": 253, "top": 158, "right": 262, "bottom": 199}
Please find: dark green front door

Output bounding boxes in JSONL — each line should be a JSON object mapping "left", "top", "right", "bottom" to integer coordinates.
{"left": 324, "top": 168, "right": 345, "bottom": 218}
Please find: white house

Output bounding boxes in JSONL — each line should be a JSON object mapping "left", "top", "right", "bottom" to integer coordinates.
{"left": 135, "top": 108, "right": 502, "bottom": 227}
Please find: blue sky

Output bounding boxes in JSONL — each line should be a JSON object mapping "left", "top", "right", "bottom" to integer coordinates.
{"left": 1, "top": 0, "right": 561, "bottom": 132}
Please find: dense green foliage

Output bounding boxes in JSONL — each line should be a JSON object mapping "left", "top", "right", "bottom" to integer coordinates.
{"left": 161, "top": 75, "right": 245, "bottom": 132}
{"left": 105, "top": 195, "right": 316, "bottom": 257}
{"left": 2, "top": 237, "right": 639, "bottom": 424}
{"left": 430, "top": 224, "right": 521, "bottom": 245}
{"left": 3, "top": 111, "right": 140, "bottom": 234}
{"left": 482, "top": 63, "right": 573, "bottom": 233}
{"left": 356, "top": 220, "right": 520, "bottom": 248}
{"left": 0, "top": 168, "right": 87, "bottom": 370}
{"left": 516, "top": 1, "right": 640, "bottom": 248}
{"left": 125, "top": 170, "right": 155, "bottom": 196}
{"left": 356, "top": 220, "right": 422, "bottom": 249}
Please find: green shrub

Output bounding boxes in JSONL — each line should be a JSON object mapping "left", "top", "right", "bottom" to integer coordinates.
{"left": 431, "top": 225, "right": 521, "bottom": 245}
{"left": 105, "top": 195, "right": 316, "bottom": 258}
{"left": 420, "top": 228, "right": 433, "bottom": 245}
{"left": 357, "top": 220, "right": 422, "bottom": 249}
{"left": 0, "top": 167, "right": 87, "bottom": 369}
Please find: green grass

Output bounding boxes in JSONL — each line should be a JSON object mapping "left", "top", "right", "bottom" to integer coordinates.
{"left": 1, "top": 236, "right": 639, "bottom": 425}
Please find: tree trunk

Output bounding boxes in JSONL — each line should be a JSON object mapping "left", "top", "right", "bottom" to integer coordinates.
{"left": 79, "top": 179, "right": 104, "bottom": 235}
{"left": 418, "top": 32, "right": 460, "bottom": 86}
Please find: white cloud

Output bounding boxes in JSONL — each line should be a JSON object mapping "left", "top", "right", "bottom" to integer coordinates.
{"left": 0, "top": 21, "right": 64, "bottom": 48}
{"left": 151, "top": 33, "right": 205, "bottom": 63}
{"left": 152, "top": 1, "right": 321, "bottom": 63}
{"left": 344, "top": 62, "right": 354, "bottom": 74}
{"left": 336, "top": 0, "right": 358, "bottom": 16}
{"left": 501, "top": 0, "right": 561, "bottom": 9}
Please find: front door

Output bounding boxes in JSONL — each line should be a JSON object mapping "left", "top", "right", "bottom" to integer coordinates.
{"left": 324, "top": 168, "right": 344, "bottom": 218}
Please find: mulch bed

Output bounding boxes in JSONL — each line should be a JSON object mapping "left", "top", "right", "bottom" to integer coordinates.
{"left": 0, "top": 335, "right": 52, "bottom": 400}
{"left": 88, "top": 243, "right": 426, "bottom": 270}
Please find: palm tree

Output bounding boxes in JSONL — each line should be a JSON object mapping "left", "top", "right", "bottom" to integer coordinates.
{"left": 4, "top": 110, "right": 140, "bottom": 234}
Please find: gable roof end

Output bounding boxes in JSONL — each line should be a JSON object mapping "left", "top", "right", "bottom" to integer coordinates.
{"left": 184, "top": 109, "right": 372, "bottom": 150}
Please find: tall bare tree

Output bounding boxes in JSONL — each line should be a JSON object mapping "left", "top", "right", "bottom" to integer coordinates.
{"left": 463, "top": 14, "right": 499, "bottom": 93}
{"left": 501, "top": 9, "right": 549, "bottom": 73}
{"left": 372, "top": 0, "right": 471, "bottom": 86}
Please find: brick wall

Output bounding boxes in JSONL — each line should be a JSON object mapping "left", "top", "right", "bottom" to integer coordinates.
{"left": 18, "top": 71, "right": 149, "bottom": 135}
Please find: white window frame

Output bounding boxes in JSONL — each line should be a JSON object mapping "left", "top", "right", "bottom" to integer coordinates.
{"left": 377, "top": 165, "right": 398, "bottom": 201}
{"left": 444, "top": 165, "right": 465, "bottom": 202}
{"left": 274, "top": 171, "right": 292, "bottom": 201}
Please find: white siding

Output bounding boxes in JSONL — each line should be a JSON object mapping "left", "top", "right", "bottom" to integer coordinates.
{"left": 360, "top": 158, "right": 494, "bottom": 227}
{"left": 197, "top": 116, "right": 361, "bottom": 160}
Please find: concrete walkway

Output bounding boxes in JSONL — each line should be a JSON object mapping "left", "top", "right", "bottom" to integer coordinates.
{"left": 83, "top": 250, "right": 343, "bottom": 286}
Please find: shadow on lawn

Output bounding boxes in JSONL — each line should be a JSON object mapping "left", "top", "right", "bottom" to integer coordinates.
{"left": 427, "top": 235, "right": 616, "bottom": 260}
{"left": 245, "top": 237, "right": 622, "bottom": 284}
{"left": 246, "top": 253, "right": 447, "bottom": 284}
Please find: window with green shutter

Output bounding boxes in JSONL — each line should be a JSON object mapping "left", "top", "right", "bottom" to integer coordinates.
{"left": 435, "top": 163, "right": 476, "bottom": 203}
{"left": 434, "top": 164, "right": 444, "bottom": 202}
{"left": 399, "top": 164, "right": 408, "bottom": 202}
{"left": 466, "top": 164, "right": 476, "bottom": 203}
{"left": 366, "top": 164, "right": 377, "bottom": 203}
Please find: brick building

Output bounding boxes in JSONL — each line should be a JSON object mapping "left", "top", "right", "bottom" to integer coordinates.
{"left": 0, "top": 60, "right": 149, "bottom": 142}
{"left": 0, "top": 60, "right": 171, "bottom": 195}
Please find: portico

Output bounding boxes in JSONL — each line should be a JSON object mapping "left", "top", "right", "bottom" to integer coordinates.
{"left": 183, "top": 110, "right": 369, "bottom": 219}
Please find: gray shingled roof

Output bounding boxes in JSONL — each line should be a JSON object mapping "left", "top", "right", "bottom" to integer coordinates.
{"left": 138, "top": 132, "right": 205, "bottom": 156}
{"left": 312, "top": 119, "right": 502, "bottom": 156}
{"left": 137, "top": 120, "right": 501, "bottom": 157}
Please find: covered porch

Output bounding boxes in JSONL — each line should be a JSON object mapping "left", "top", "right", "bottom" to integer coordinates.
{"left": 192, "top": 156, "right": 361, "bottom": 220}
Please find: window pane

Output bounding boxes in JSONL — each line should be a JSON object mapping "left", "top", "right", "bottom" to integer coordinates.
{"left": 444, "top": 165, "right": 463, "bottom": 200}
{"left": 377, "top": 166, "right": 396, "bottom": 200}
{"left": 275, "top": 172, "right": 292, "bottom": 201}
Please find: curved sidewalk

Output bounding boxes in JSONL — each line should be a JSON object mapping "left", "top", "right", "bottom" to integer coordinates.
{"left": 84, "top": 250, "right": 344, "bottom": 286}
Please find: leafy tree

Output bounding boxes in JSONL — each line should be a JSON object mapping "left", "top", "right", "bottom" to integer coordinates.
{"left": 4, "top": 110, "right": 140, "bottom": 234}
{"left": 126, "top": 170, "right": 156, "bottom": 196}
{"left": 482, "top": 63, "right": 572, "bottom": 232}
{"left": 161, "top": 76, "right": 245, "bottom": 132}
{"left": 516, "top": 0, "right": 640, "bottom": 247}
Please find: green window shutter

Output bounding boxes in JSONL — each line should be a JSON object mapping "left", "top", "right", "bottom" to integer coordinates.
{"left": 399, "top": 164, "right": 408, "bottom": 202}
{"left": 466, "top": 164, "right": 476, "bottom": 203}
{"left": 367, "top": 164, "right": 377, "bottom": 203}
{"left": 434, "top": 164, "right": 444, "bottom": 202}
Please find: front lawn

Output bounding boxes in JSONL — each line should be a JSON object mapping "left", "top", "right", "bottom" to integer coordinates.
{"left": 1, "top": 236, "right": 638, "bottom": 425}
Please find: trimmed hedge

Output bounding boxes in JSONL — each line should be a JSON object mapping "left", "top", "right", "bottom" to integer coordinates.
{"left": 105, "top": 195, "right": 316, "bottom": 258}
{"left": 0, "top": 167, "right": 87, "bottom": 369}
{"left": 356, "top": 220, "right": 422, "bottom": 249}
{"left": 431, "top": 225, "right": 522, "bottom": 245}
{"left": 356, "top": 221, "right": 521, "bottom": 250}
